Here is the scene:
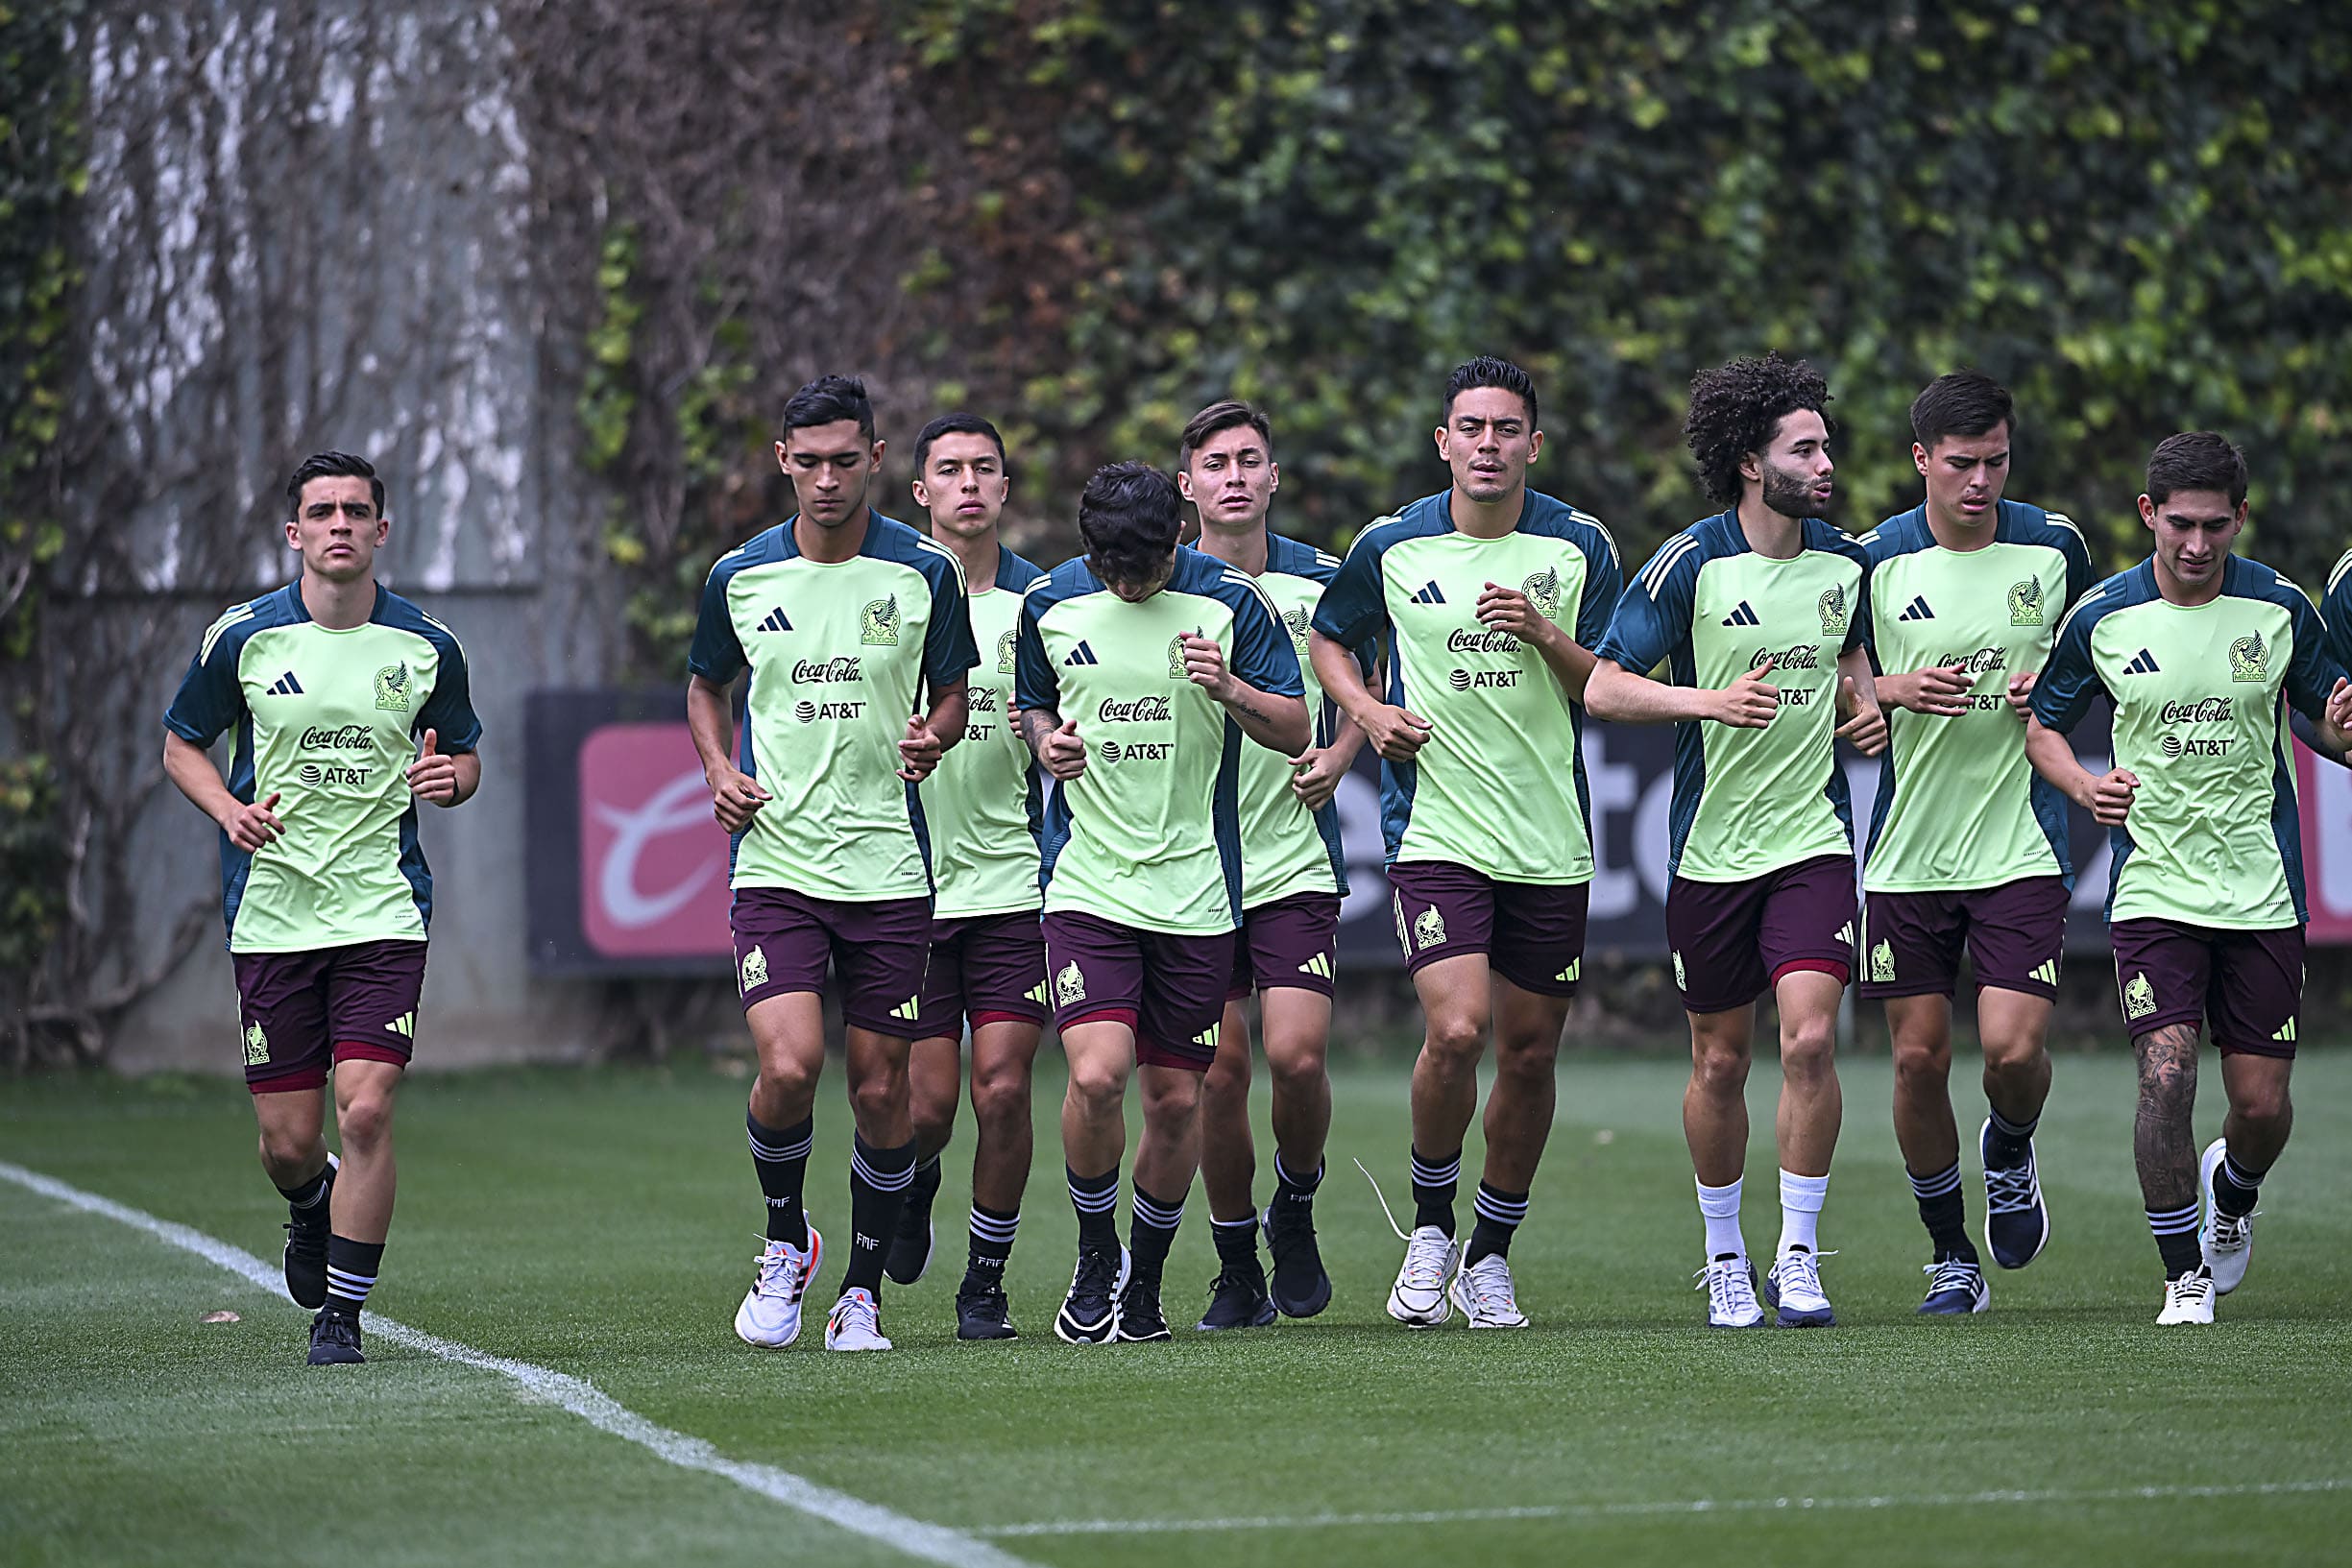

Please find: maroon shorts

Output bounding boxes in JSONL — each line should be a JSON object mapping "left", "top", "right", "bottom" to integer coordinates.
{"left": 911, "top": 910, "right": 1049, "bottom": 1040}
{"left": 2110, "top": 918, "right": 2305, "bottom": 1058}
{"left": 1386, "top": 860, "right": 1588, "bottom": 997}
{"left": 1227, "top": 891, "right": 1343, "bottom": 1001}
{"left": 730, "top": 886, "right": 932, "bottom": 1036}
{"left": 1667, "top": 854, "right": 1856, "bottom": 1015}
{"left": 1859, "top": 877, "right": 2069, "bottom": 1002}
{"left": 1042, "top": 909, "right": 1235, "bottom": 1073}
{"left": 232, "top": 939, "right": 425, "bottom": 1095}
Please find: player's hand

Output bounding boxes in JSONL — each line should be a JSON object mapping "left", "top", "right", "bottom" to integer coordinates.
{"left": 1359, "top": 703, "right": 1433, "bottom": 761}
{"left": 1882, "top": 664, "right": 1971, "bottom": 717}
{"left": 1834, "top": 677, "right": 1888, "bottom": 755}
{"left": 405, "top": 728, "right": 461, "bottom": 806}
{"left": 896, "top": 715, "right": 945, "bottom": 783}
{"left": 707, "top": 761, "right": 771, "bottom": 832}
{"left": 222, "top": 790, "right": 284, "bottom": 854}
{"left": 2326, "top": 676, "right": 2352, "bottom": 736}
{"left": 1474, "top": 582, "right": 1548, "bottom": 643}
{"left": 2006, "top": 669, "right": 2039, "bottom": 718}
{"left": 1289, "top": 745, "right": 1348, "bottom": 810}
{"left": 2091, "top": 766, "right": 2140, "bottom": 828}
{"left": 1709, "top": 659, "right": 1780, "bottom": 728}
{"left": 1179, "top": 632, "right": 1232, "bottom": 700}
{"left": 1038, "top": 716, "right": 1088, "bottom": 781}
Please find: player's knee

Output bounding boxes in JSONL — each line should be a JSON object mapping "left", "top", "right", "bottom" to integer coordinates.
{"left": 1266, "top": 1048, "right": 1325, "bottom": 1101}
{"left": 1423, "top": 1010, "right": 1488, "bottom": 1066}
{"left": 1689, "top": 1040, "right": 1751, "bottom": 1096}
{"left": 846, "top": 1071, "right": 907, "bottom": 1128}
{"left": 1140, "top": 1071, "right": 1201, "bottom": 1127}
{"left": 1201, "top": 1051, "right": 1249, "bottom": 1105}
{"left": 755, "top": 1052, "right": 821, "bottom": 1112}
{"left": 1890, "top": 1035, "right": 1951, "bottom": 1086}
{"left": 256, "top": 1126, "right": 313, "bottom": 1174}
{"left": 1779, "top": 1012, "right": 1836, "bottom": 1076}
{"left": 969, "top": 1064, "right": 1030, "bottom": 1130}
{"left": 1979, "top": 1033, "right": 2044, "bottom": 1081}
{"left": 335, "top": 1091, "right": 395, "bottom": 1152}
{"left": 2231, "top": 1077, "right": 2292, "bottom": 1131}
{"left": 1066, "top": 1055, "right": 1128, "bottom": 1117}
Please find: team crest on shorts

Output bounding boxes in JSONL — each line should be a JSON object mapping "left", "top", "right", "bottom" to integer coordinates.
{"left": 2123, "top": 971, "right": 2157, "bottom": 1021}
{"left": 1817, "top": 584, "right": 1849, "bottom": 638}
{"left": 1870, "top": 940, "right": 1896, "bottom": 984}
{"left": 861, "top": 596, "right": 901, "bottom": 646}
{"left": 2007, "top": 578, "right": 2045, "bottom": 627}
{"left": 997, "top": 629, "right": 1018, "bottom": 674}
{"left": 1055, "top": 960, "right": 1086, "bottom": 1006}
{"left": 242, "top": 1020, "right": 270, "bottom": 1067}
{"left": 375, "top": 661, "right": 411, "bottom": 712}
{"left": 1520, "top": 566, "right": 1561, "bottom": 619}
{"left": 740, "top": 945, "right": 770, "bottom": 995}
{"left": 1671, "top": 951, "right": 1686, "bottom": 991}
{"left": 1413, "top": 905, "right": 1446, "bottom": 952}
{"left": 2228, "top": 631, "right": 2267, "bottom": 684}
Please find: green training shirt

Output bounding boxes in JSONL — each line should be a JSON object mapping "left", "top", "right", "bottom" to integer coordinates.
{"left": 1858, "top": 500, "right": 2095, "bottom": 892}
{"left": 689, "top": 510, "right": 979, "bottom": 902}
{"left": 1229, "top": 532, "right": 1351, "bottom": 909}
{"left": 919, "top": 546, "right": 1050, "bottom": 920}
{"left": 2033, "top": 554, "right": 2345, "bottom": 929}
{"left": 163, "top": 582, "right": 482, "bottom": 954}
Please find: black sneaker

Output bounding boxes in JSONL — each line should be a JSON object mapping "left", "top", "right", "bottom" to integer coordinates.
{"left": 1115, "top": 1272, "right": 1172, "bottom": 1342}
{"left": 1263, "top": 1196, "right": 1333, "bottom": 1318}
{"left": 281, "top": 1152, "right": 340, "bottom": 1310}
{"left": 306, "top": 1308, "right": 364, "bottom": 1365}
{"left": 1195, "top": 1262, "right": 1276, "bottom": 1331}
{"left": 955, "top": 1278, "right": 1019, "bottom": 1341}
{"left": 885, "top": 1161, "right": 941, "bottom": 1287}
{"left": 1054, "top": 1244, "right": 1128, "bottom": 1344}
{"left": 1979, "top": 1118, "right": 2050, "bottom": 1270}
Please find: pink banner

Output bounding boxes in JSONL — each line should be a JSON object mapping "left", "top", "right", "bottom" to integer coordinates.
{"left": 577, "top": 722, "right": 733, "bottom": 957}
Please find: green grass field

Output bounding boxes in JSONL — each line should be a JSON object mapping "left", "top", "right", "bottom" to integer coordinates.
{"left": 6, "top": 1050, "right": 2352, "bottom": 1567}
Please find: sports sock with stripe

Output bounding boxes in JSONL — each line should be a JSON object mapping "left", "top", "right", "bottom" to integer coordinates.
{"left": 1464, "top": 1180, "right": 1528, "bottom": 1266}
{"left": 747, "top": 1111, "right": 812, "bottom": 1247}
{"left": 965, "top": 1203, "right": 1019, "bottom": 1284}
{"left": 1128, "top": 1187, "right": 1185, "bottom": 1282}
{"left": 1983, "top": 1105, "right": 2039, "bottom": 1170}
{"left": 324, "top": 1235, "right": 383, "bottom": 1318}
{"left": 1211, "top": 1214, "right": 1259, "bottom": 1270}
{"left": 1410, "top": 1146, "right": 1460, "bottom": 1236}
{"left": 1908, "top": 1162, "right": 1977, "bottom": 1263}
{"left": 2146, "top": 1199, "right": 2203, "bottom": 1278}
{"left": 841, "top": 1133, "right": 917, "bottom": 1295}
{"left": 2213, "top": 1150, "right": 2266, "bottom": 1218}
{"left": 276, "top": 1164, "right": 331, "bottom": 1213}
{"left": 1067, "top": 1165, "right": 1120, "bottom": 1253}
{"left": 1273, "top": 1150, "right": 1321, "bottom": 1213}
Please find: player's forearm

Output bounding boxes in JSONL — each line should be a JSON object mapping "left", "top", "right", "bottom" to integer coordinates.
{"left": 1016, "top": 705, "right": 1063, "bottom": 760}
{"left": 2023, "top": 718, "right": 2098, "bottom": 808}
{"left": 685, "top": 676, "right": 740, "bottom": 781}
{"left": 1309, "top": 633, "right": 1378, "bottom": 725}
{"left": 449, "top": 750, "right": 483, "bottom": 806}
{"left": 1529, "top": 620, "right": 1598, "bottom": 704}
{"left": 1583, "top": 661, "right": 1713, "bottom": 725}
{"left": 2308, "top": 709, "right": 2352, "bottom": 766}
{"left": 1836, "top": 646, "right": 1881, "bottom": 715}
{"left": 1222, "top": 684, "right": 1311, "bottom": 756}
{"left": 923, "top": 682, "right": 970, "bottom": 754}
{"left": 1322, "top": 711, "right": 1369, "bottom": 767}
{"left": 161, "top": 733, "right": 240, "bottom": 829}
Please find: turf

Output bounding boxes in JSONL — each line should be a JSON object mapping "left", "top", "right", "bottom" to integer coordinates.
{"left": 6, "top": 1049, "right": 2352, "bottom": 1566}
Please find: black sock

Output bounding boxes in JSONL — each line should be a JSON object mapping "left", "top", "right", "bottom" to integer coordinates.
{"left": 1411, "top": 1146, "right": 1460, "bottom": 1237}
{"left": 2214, "top": 1150, "right": 2267, "bottom": 1218}
{"left": 1985, "top": 1105, "right": 2039, "bottom": 1170}
{"left": 1908, "top": 1162, "right": 1978, "bottom": 1264}
{"left": 1068, "top": 1165, "right": 1120, "bottom": 1253}
{"left": 840, "top": 1133, "right": 917, "bottom": 1295}
{"left": 1273, "top": 1150, "right": 1321, "bottom": 1214}
{"left": 747, "top": 1111, "right": 812, "bottom": 1247}
{"left": 325, "top": 1235, "right": 383, "bottom": 1318}
{"left": 1464, "top": 1180, "right": 1528, "bottom": 1266}
{"left": 2148, "top": 1199, "right": 2204, "bottom": 1279}
{"left": 907, "top": 1154, "right": 943, "bottom": 1219}
{"left": 1128, "top": 1186, "right": 1185, "bottom": 1282}
{"left": 277, "top": 1165, "right": 331, "bottom": 1214}
{"left": 965, "top": 1202, "right": 1018, "bottom": 1285}
{"left": 1211, "top": 1215, "right": 1260, "bottom": 1271}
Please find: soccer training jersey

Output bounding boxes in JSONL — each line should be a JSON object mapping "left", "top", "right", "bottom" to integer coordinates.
{"left": 1310, "top": 490, "right": 1622, "bottom": 884}
{"left": 2032, "top": 554, "right": 2346, "bottom": 929}
{"left": 163, "top": 583, "right": 482, "bottom": 953}
{"left": 1859, "top": 500, "right": 2096, "bottom": 892}
{"left": 1232, "top": 533, "right": 1351, "bottom": 909}
{"left": 1596, "top": 511, "right": 1870, "bottom": 882}
{"left": 689, "top": 510, "right": 979, "bottom": 902}
{"left": 1015, "top": 545, "right": 1303, "bottom": 935}
{"left": 920, "top": 546, "right": 1050, "bottom": 920}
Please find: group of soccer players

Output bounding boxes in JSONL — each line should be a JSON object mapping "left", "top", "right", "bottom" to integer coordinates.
{"left": 167, "top": 350, "right": 2352, "bottom": 1363}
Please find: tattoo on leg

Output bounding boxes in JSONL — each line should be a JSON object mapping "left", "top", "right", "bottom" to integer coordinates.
{"left": 2132, "top": 1024, "right": 2200, "bottom": 1213}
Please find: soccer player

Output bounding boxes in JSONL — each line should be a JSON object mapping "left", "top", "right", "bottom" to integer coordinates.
{"left": 890, "top": 413, "right": 1052, "bottom": 1340}
{"left": 1309, "top": 356, "right": 1622, "bottom": 1330}
{"left": 1014, "top": 462, "right": 1307, "bottom": 1343}
{"left": 161, "top": 451, "right": 482, "bottom": 1365}
{"left": 1856, "top": 372, "right": 2095, "bottom": 1314}
{"left": 2026, "top": 431, "right": 2352, "bottom": 1325}
{"left": 689, "top": 375, "right": 978, "bottom": 1353}
{"left": 1176, "top": 399, "right": 1364, "bottom": 1329}
{"left": 1586, "top": 352, "right": 1886, "bottom": 1329}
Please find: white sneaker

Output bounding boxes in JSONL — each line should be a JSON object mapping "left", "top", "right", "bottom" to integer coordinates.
{"left": 1694, "top": 1255, "right": 1764, "bottom": 1328}
{"left": 1387, "top": 1225, "right": 1460, "bottom": 1327}
{"left": 2198, "top": 1139, "right": 2256, "bottom": 1294}
{"left": 1449, "top": 1252, "right": 1531, "bottom": 1328}
{"left": 2156, "top": 1266, "right": 2217, "bottom": 1325}
{"left": 824, "top": 1287, "right": 893, "bottom": 1350}
{"left": 733, "top": 1225, "right": 823, "bottom": 1348}
{"left": 1763, "top": 1248, "right": 1836, "bottom": 1327}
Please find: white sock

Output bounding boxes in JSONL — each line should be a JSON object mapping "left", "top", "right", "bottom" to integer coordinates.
{"left": 1695, "top": 1176, "right": 1745, "bottom": 1259}
{"left": 1778, "top": 1168, "right": 1829, "bottom": 1256}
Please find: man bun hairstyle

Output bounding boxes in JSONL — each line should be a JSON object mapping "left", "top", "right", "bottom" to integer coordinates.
{"left": 1684, "top": 351, "right": 1831, "bottom": 507}
{"left": 1443, "top": 355, "right": 1539, "bottom": 429}
{"left": 285, "top": 451, "right": 383, "bottom": 518}
{"left": 1078, "top": 462, "right": 1183, "bottom": 591}
{"left": 913, "top": 412, "right": 1006, "bottom": 476}
{"left": 1176, "top": 399, "right": 1273, "bottom": 472}
{"left": 2145, "top": 431, "right": 2248, "bottom": 510}
{"left": 781, "top": 374, "right": 877, "bottom": 442}
{"left": 1910, "top": 370, "right": 2015, "bottom": 451}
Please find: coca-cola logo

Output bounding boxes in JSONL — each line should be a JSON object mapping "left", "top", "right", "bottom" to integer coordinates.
{"left": 1446, "top": 627, "right": 1520, "bottom": 654}
{"left": 1098, "top": 695, "right": 1174, "bottom": 723}
{"left": 301, "top": 724, "right": 376, "bottom": 749}
{"left": 1752, "top": 643, "right": 1822, "bottom": 671}
{"left": 578, "top": 723, "right": 732, "bottom": 957}
{"left": 792, "top": 656, "right": 862, "bottom": 683}
{"left": 2161, "top": 697, "right": 2234, "bottom": 724}
{"left": 1934, "top": 645, "right": 2009, "bottom": 676}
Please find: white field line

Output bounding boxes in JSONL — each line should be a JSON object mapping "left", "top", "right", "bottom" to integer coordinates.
{"left": 0, "top": 1159, "right": 1033, "bottom": 1568}
{"left": 977, "top": 1477, "right": 2352, "bottom": 1537}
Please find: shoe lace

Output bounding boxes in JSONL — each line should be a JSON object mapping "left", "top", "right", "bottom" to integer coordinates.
{"left": 1071, "top": 1247, "right": 1119, "bottom": 1299}
{"left": 2209, "top": 1207, "right": 2259, "bottom": 1246}
{"left": 1693, "top": 1258, "right": 1758, "bottom": 1318}
{"left": 1206, "top": 1262, "right": 1262, "bottom": 1298}
{"left": 1922, "top": 1256, "right": 1979, "bottom": 1296}
{"left": 753, "top": 1241, "right": 807, "bottom": 1302}
{"left": 2170, "top": 1269, "right": 2215, "bottom": 1305}
{"left": 1400, "top": 1228, "right": 1454, "bottom": 1291}
{"left": 832, "top": 1290, "right": 880, "bottom": 1337}
{"left": 1984, "top": 1160, "right": 2041, "bottom": 1214}
{"left": 1460, "top": 1254, "right": 1519, "bottom": 1314}
{"left": 1775, "top": 1248, "right": 1835, "bottom": 1299}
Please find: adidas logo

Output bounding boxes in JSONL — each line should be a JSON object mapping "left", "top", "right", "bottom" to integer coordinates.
{"left": 2122, "top": 648, "right": 2161, "bottom": 675}
{"left": 1064, "top": 640, "right": 1101, "bottom": 666}
{"left": 1720, "top": 600, "right": 1760, "bottom": 627}
{"left": 2030, "top": 959, "right": 2059, "bottom": 988}
{"left": 1409, "top": 581, "right": 1447, "bottom": 606}
{"left": 2273, "top": 1018, "right": 2297, "bottom": 1044}
{"left": 889, "top": 995, "right": 920, "bottom": 1023}
{"left": 1297, "top": 952, "right": 1334, "bottom": 980}
{"left": 756, "top": 607, "right": 793, "bottom": 633}
{"left": 1896, "top": 595, "right": 1935, "bottom": 622}
{"left": 1555, "top": 957, "right": 1581, "bottom": 984}
{"left": 265, "top": 671, "right": 304, "bottom": 696}
{"left": 384, "top": 1011, "right": 415, "bottom": 1038}
{"left": 1834, "top": 922, "right": 1855, "bottom": 947}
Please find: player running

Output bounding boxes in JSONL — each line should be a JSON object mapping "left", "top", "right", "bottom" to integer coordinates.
{"left": 1856, "top": 372, "right": 2095, "bottom": 1314}
{"left": 1176, "top": 399, "right": 1364, "bottom": 1329}
{"left": 1587, "top": 352, "right": 1886, "bottom": 1329}
{"left": 2026, "top": 431, "right": 2352, "bottom": 1325}
{"left": 162, "top": 451, "right": 482, "bottom": 1365}
{"left": 1310, "top": 356, "right": 1622, "bottom": 1330}
{"left": 1014, "top": 462, "right": 1307, "bottom": 1343}
{"left": 689, "top": 375, "right": 978, "bottom": 1354}
{"left": 888, "top": 413, "right": 1052, "bottom": 1340}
